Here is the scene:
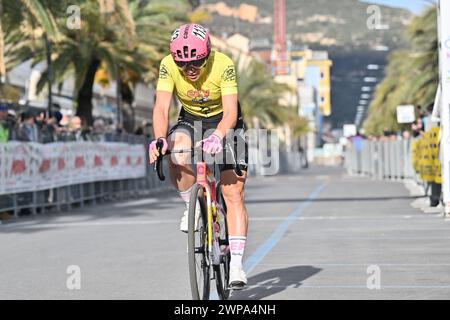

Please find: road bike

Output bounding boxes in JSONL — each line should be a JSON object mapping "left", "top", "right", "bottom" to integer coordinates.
{"left": 154, "top": 140, "right": 243, "bottom": 300}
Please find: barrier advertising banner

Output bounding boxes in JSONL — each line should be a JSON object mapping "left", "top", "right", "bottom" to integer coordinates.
{"left": 0, "top": 142, "right": 146, "bottom": 195}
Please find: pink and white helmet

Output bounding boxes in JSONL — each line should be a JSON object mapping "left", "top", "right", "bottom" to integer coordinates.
{"left": 170, "top": 24, "right": 211, "bottom": 65}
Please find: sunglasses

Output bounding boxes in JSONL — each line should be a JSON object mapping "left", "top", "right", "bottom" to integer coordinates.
{"left": 175, "top": 57, "right": 208, "bottom": 70}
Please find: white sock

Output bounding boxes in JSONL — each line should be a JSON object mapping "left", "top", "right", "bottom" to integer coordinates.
{"left": 179, "top": 185, "right": 200, "bottom": 213}
{"left": 179, "top": 185, "right": 194, "bottom": 211}
{"left": 229, "top": 236, "right": 246, "bottom": 268}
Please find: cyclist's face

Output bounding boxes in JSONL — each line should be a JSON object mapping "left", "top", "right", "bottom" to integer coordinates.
{"left": 176, "top": 56, "right": 208, "bottom": 82}
{"left": 182, "top": 65, "right": 202, "bottom": 81}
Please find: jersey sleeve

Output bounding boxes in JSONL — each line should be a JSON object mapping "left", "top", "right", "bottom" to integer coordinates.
{"left": 220, "top": 57, "right": 238, "bottom": 96}
{"left": 156, "top": 57, "right": 174, "bottom": 93}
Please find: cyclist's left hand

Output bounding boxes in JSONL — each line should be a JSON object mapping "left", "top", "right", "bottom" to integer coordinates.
{"left": 199, "top": 134, "right": 222, "bottom": 154}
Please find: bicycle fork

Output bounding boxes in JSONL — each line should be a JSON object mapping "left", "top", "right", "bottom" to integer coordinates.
{"left": 196, "top": 162, "right": 221, "bottom": 268}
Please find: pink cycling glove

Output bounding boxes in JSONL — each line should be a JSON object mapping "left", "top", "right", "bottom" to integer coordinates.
{"left": 200, "top": 134, "right": 223, "bottom": 154}
{"left": 149, "top": 138, "right": 168, "bottom": 158}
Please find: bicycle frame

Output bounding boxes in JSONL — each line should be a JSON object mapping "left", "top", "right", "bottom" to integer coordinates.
{"left": 153, "top": 143, "right": 236, "bottom": 299}
{"left": 196, "top": 161, "right": 221, "bottom": 262}
{"left": 153, "top": 142, "right": 240, "bottom": 266}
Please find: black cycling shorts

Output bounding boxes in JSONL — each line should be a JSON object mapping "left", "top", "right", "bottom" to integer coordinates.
{"left": 168, "top": 104, "right": 248, "bottom": 173}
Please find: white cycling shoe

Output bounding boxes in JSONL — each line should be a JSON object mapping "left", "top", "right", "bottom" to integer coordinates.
{"left": 180, "top": 206, "right": 201, "bottom": 233}
{"left": 229, "top": 266, "right": 247, "bottom": 290}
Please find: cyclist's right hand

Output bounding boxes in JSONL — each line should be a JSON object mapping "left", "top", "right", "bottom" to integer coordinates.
{"left": 149, "top": 138, "right": 168, "bottom": 164}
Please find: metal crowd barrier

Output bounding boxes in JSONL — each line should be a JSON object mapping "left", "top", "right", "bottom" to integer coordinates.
{"left": 0, "top": 135, "right": 172, "bottom": 218}
{"left": 0, "top": 141, "right": 304, "bottom": 218}
{"left": 344, "top": 138, "right": 420, "bottom": 183}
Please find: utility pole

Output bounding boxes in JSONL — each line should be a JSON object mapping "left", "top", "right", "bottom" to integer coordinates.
{"left": 116, "top": 65, "right": 122, "bottom": 129}
{"left": 272, "top": 0, "right": 289, "bottom": 76}
{"left": 437, "top": 0, "right": 450, "bottom": 216}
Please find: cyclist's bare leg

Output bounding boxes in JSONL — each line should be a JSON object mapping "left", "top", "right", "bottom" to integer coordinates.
{"left": 220, "top": 170, "right": 248, "bottom": 235}
{"left": 167, "top": 131, "right": 195, "bottom": 191}
{"left": 221, "top": 169, "right": 248, "bottom": 284}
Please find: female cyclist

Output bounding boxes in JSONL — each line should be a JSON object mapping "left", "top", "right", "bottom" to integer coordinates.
{"left": 148, "top": 24, "right": 248, "bottom": 289}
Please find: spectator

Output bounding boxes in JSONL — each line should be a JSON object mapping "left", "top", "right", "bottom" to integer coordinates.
{"left": 17, "top": 111, "right": 39, "bottom": 142}
{"left": 79, "top": 116, "right": 92, "bottom": 141}
{"left": 92, "top": 118, "right": 106, "bottom": 141}
{"left": 298, "top": 142, "right": 308, "bottom": 169}
{"left": 0, "top": 103, "right": 14, "bottom": 142}
{"left": 411, "top": 118, "right": 424, "bottom": 138}
{"left": 402, "top": 130, "right": 411, "bottom": 140}
{"left": 67, "top": 116, "right": 84, "bottom": 141}
{"left": 143, "top": 121, "right": 152, "bottom": 139}
{"left": 134, "top": 125, "right": 144, "bottom": 136}
{"left": 35, "top": 111, "right": 46, "bottom": 131}
{"left": 7, "top": 109, "right": 18, "bottom": 140}
{"left": 39, "top": 111, "right": 63, "bottom": 143}
{"left": 53, "top": 111, "right": 63, "bottom": 127}
{"left": 351, "top": 131, "right": 364, "bottom": 174}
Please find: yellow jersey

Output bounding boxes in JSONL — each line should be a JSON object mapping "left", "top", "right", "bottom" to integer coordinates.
{"left": 156, "top": 50, "right": 238, "bottom": 118}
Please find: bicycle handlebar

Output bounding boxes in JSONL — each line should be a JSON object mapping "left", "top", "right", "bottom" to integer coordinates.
{"left": 153, "top": 140, "right": 243, "bottom": 181}
{"left": 154, "top": 139, "right": 166, "bottom": 181}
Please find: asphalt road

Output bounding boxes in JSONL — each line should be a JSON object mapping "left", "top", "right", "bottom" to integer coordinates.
{"left": 1, "top": 166, "right": 450, "bottom": 300}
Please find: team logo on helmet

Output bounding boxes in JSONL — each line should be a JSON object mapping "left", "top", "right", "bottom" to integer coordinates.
{"left": 171, "top": 28, "right": 180, "bottom": 42}
{"left": 192, "top": 24, "right": 207, "bottom": 41}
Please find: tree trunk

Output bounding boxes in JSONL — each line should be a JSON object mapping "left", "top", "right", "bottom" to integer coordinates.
{"left": 76, "top": 57, "right": 101, "bottom": 125}
{"left": 121, "top": 81, "right": 135, "bottom": 132}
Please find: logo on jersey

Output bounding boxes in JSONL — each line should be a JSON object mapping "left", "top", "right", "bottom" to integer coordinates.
{"left": 159, "top": 65, "right": 169, "bottom": 79}
{"left": 222, "top": 65, "right": 236, "bottom": 82}
{"left": 187, "top": 89, "right": 210, "bottom": 104}
{"left": 192, "top": 25, "right": 207, "bottom": 41}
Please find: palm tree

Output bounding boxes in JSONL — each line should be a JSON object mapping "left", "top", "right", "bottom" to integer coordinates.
{"left": 1, "top": 0, "right": 62, "bottom": 88}
{"left": 93, "top": 0, "right": 192, "bottom": 130}
{"left": 363, "top": 7, "right": 438, "bottom": 136}
{"left": 4, "top": 0, "right": 191, "bottom": 126}
{"left": 130, "top": 0, "right": 192, "bottom": 82}
{"left": 236, "top": 58, "right": 308, "bottom": 133}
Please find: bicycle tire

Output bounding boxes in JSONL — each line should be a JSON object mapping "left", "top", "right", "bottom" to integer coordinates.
{"left": 188, "top": 183, "right": 210, "bottom": 300}
{"left": 214, "top": 183, "right": 231, "bottom": 300}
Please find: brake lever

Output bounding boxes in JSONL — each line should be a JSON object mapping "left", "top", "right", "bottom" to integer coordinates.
{"left": 154, "top": 139, "right": 165, "bottom": 181}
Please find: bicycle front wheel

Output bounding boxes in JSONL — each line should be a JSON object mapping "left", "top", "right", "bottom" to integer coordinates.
{"left": 187, "top": 183, "right": 210, "bottom": 300}
{"left": 214, "top": 183, "right": 231, "bottom": 300}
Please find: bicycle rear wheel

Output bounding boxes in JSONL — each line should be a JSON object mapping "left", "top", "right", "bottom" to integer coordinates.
{"left": 188, "top": 183, "right": 210, "bottom": 300}
{"left": 214, "top": 183, "right": 231, "bottom": 300}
